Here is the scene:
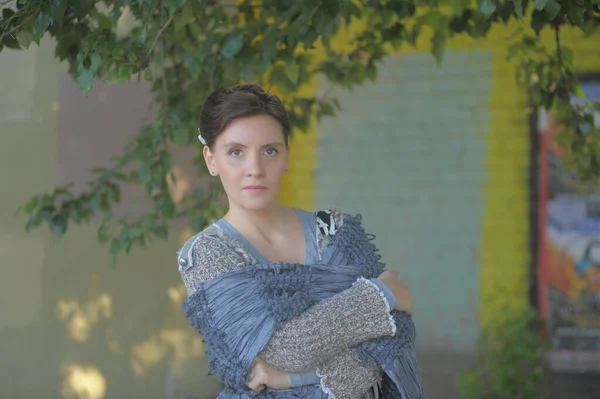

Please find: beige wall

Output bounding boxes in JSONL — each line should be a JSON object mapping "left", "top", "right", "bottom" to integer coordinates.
{"left": 0, "top": 38, "right": 220, "bottom": 399}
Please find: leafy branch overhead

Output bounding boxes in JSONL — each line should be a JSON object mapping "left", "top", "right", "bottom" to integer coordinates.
{"left": 1, "top": 0, "right": 599, "bottom": 263}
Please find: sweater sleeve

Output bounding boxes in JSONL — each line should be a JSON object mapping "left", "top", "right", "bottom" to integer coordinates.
{"left": 317, "top": 347, "right": 384, "bottom": 399}
{"left": 179, "top": 233, "right": 397, "bottom": 374}
{"left": 289, "top": 348, "right": 385, "bottom": 398}
{"left": 258, "top": 277, "right": 396, "bottom": 373}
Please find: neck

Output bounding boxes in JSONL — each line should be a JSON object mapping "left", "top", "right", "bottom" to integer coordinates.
{"left": 224, "top": 201, "right": 291, "bottom": 233}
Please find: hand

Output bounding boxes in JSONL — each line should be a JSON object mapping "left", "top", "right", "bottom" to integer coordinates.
{"left": 377, "top": 270, "right": 413, "bottom": 314}
{"left": 246, "top": 357, "right": 292, "bottom": 392}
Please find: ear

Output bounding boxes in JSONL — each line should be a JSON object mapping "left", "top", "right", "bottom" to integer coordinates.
{"left": 203, "top": 146, "right": 216, "bottom": 174}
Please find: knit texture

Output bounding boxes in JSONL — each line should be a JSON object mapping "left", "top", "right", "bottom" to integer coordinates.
{"left": 180, "top": 210, "right": 389, "bottom": 398}
{"left": 180, "top": 212, "right": 426, "bottom": 399}
{"left": 316, "top": 347, "right": 384, "bottom": 399}
{"left": 179, "top": 222, "right": 387, "bottom": 398}
{"left": 260, "top": 277, "right": 396, "bottom": 372}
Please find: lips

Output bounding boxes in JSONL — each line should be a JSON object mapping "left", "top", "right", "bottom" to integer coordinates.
{"left": 243, "top": 185, "right": 268, "bottom": 191}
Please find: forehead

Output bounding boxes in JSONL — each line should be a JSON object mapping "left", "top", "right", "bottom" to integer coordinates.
{"left": 218, "top": 114, "right": 285, "bottom": 145}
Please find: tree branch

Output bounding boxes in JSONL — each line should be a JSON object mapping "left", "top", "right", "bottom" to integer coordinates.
{"left": 144, "top": 7, "right": 178, "bottom": 67}
{"left": 554, "top": 24, "right": 566, "bottom": 83}
{"left": 0, "top": 11, "right": 36, "bottom": 39}
{"left": 160, "top": 0, "right": 169, "bottom": 131}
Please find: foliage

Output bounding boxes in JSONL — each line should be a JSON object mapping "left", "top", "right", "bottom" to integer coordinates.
{"left": 0, "top": 0, "right": 599, "bottom": 262}
{"left": 458, "top": 306, "right": 547, "bottom": 399}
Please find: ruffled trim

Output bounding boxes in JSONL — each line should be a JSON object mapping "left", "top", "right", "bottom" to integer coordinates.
{"left": 358, "top": 278, "right": 397, "bottom": 335}
{"left": 315, "top": 367, "right": 336, "bottom": 399}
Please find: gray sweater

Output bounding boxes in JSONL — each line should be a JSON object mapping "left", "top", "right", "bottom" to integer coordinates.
{"left": 178, "top": 209, "right": 397, "bottom": 398}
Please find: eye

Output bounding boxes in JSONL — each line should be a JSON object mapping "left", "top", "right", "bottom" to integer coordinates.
{"left": 265, "top": 148, "right": 279, "bottom": 156}
{"left": 229, "top": 149, "right": 242, "bottom": 157}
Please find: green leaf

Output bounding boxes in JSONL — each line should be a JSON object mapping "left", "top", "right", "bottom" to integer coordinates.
{"left": 97, "top": 224, "right": 111, "bottom": 244}
{"left": 174, "top": 2, "right": 195, "bottom": 31}
{"left": 221, "top": 33, "right": 244, "bottom": 59}
{"left": 2, "top": 34, "right": 21, "bottom": 50}
{"left": 544, "top": 0, "right": 561, "bottom": 19}
{"left": 572, "top": 83, "right": 587, "bottom": 100}
{"left": 286, "top": 62, "right": 300, "bottom": 85}
{"left": 479, "top": 0, "right": 497, "bottom": 18}
{"left": 48, "top": 0, "right": 66, "bottom": 21}
{"left": 531, "top": 10, "right": 547, "bottom": 35}
{"left": 392, "top": 0, "right": 416, "bottom": 19}
{"left": 36, "top": 13, "right": 52, "bottom": 32}
{"left": 73, "top": 0, "right": 94, "bottom": 17}
{"left": 109, "top": 237, "right": 123, "bottom": 254}
{"left": 50, "top": 213, "right": 68, "bottom": 236}
{"left": 318, "top": 101, "right": 335, "bottom": 118}
{"left": 77, "top": 68, "right": 94, "bottom": 95}
{"left": 144, "top": 68, "right": 153, "bottom": 81}
{"left": 566, "top": 2, "right": 585, "bottom": 28}
{"left": 90, "top": 54, "right": 102, "bottom": 73}
{"left": 151, "top": 225, "right": 168, "bottom": 240}
{"left": 321, "top": 0, "right": 341, "bottom": 18}
{"left": 16, "top": 31, "right": 33, "bottom": 49}
{"left": 261, "top": 29, "right": 279, "bottom": 65}
{"left": 2, "top": 8, "right": 14, "bottom": 20}
{"left": 104, "top": 72, "right": 126, "bottom": 85}
{"left": 534, "top": 0, "right": 548, "bottom": 9}
{"left": 20, "top": 198, "right": 39, "bottom": 215}
{"left": 512, "top": 0, "right": 524, "bottom": 19}
{"left": 270, "top": 65, "right": 295, "bottom": 94}
{"left": 431, "top": 30, "right": 445, "bottom": 66}
{"left": 561, "top": 46, "right": 574, "bottom": 66}
{"left": 417, "top": 10, "right": 444, "bottom": 28}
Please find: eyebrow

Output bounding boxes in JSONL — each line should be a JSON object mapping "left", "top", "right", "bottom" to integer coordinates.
{"left": 223, "top": 141, "right": 285, "bottom": 148}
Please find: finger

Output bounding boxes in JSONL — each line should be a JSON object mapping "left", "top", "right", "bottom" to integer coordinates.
{"left": 247, "top": 380, "right": 265, "bottom": 392}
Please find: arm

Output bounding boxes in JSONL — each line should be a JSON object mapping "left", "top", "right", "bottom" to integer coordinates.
{"left": 259, "top": 210, "right": 400, "bottom": 373}
{"left": 285, "top": 347, "right": 385, "bottom": 399}
{"left": 258, "top": 277, "right": 396, "bottom": 372}
{"left": 272, "top": 278, "right": 397, "bottom": 396}
{"left": 273, "top": 278, "right": 397, "bottom": 385}
{"left": 179, "top": 234, "right": 397, "bottom": 375}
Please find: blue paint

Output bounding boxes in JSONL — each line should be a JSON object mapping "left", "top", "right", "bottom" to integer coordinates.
{"left": 314, "top": 51, "right": 493, "bottom": 354}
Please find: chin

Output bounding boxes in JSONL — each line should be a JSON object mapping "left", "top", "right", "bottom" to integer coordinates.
{"left": 238, "top": 197, "right": 277, "bottom": 212}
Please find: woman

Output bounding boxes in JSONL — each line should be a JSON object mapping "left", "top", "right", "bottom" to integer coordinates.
{"left": 177, "top": 84, "right": 423, "bottom": 398}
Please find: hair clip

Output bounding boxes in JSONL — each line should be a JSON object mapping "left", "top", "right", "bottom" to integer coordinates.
{"left": 197, "top": 128, "right": 207, "bottom": 146}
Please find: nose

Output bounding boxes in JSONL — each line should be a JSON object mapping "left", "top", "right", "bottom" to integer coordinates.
{"left": 246, "top": 152, "right": 265, "bottom": 177}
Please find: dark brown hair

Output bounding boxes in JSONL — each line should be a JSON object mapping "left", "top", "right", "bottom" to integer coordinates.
{"left": 198, "top": 84, "right": 291, "bottom": 148}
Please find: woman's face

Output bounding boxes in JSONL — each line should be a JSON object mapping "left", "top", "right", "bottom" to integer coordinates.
{"left": 203, "top": 114, "right": 289, "bottom": 212}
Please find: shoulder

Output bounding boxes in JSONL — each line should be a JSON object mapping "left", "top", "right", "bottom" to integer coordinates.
{"left": 176, "top": 224, "right": 255, "bottom": 293}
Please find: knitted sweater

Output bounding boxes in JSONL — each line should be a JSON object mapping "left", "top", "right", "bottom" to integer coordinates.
{"left": 178, "top": 209, "right": 398, "bottom": 398}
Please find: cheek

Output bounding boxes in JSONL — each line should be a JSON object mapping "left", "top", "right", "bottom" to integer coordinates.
{"left": 218, "top": 163, "right": 242, "bottom": 183}
{"left": 273, "top": 157, "right": 288, "bottom": 174}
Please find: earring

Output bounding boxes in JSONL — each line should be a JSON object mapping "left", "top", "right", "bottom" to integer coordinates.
{"left": 210, "top": 171, "right": 218, "bottom": 176}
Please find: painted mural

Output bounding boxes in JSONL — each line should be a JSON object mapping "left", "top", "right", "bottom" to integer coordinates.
{"left": 539, "top": 77, "right": 600, "bottom": 352}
